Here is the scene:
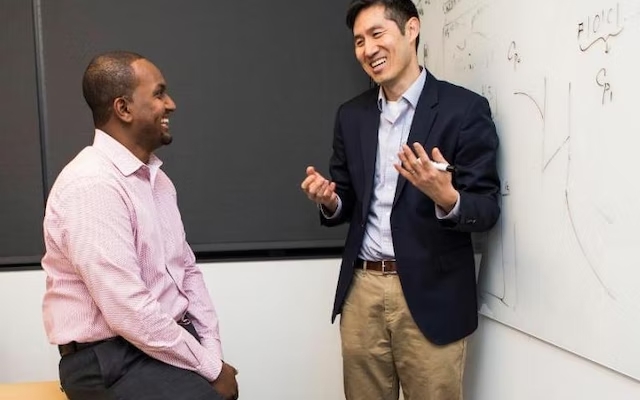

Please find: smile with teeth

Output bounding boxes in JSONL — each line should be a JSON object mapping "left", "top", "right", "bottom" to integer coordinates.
{"left": 370, "top": 58, "right": 386, "bottom": 68}
{"left": 161, "top": 117, "right": 169, "bottom": 128}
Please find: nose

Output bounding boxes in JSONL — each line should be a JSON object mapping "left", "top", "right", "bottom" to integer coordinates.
{"left": 363, "top": 39, "right": 378, "bottom": 58}
{"left": 165, "top": 94, "right": 176, "bottom": 112}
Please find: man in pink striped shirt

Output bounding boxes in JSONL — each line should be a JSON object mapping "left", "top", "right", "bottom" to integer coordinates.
{"left": 42, "top": 51, "right": 238, "bottom": 400}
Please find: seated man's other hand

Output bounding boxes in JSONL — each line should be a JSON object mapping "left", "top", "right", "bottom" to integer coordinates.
{"left": 212, "top": 362, "right": 239, "bottom": 400}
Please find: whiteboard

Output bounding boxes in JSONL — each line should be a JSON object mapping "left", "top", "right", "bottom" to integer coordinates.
{"left": 417, "top": 0, "right": 640, "bottom": 380}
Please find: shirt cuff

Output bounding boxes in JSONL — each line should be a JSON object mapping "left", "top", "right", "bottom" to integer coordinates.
{"left": 435, "top": 192, "right": 460, "bottom": 220}
{"left": 200, "top": 337, "right": 224, "bottom": 360}
{"left": 200, "top": 355, "right": 224, "bottom": 382}
{"left": 319, "top": 195, "right": 342, "bottom": 219}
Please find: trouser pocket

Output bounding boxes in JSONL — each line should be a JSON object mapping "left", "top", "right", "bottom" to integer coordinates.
{"left": 92, "top": 338, "right": 139, "bottom": 388}
{"left": 59, "top": 346, "right": 115, "bottom": 400}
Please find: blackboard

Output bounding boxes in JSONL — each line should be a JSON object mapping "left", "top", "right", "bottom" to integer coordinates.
{"left": 0, "top": 0, "right": 45, "bottom": 265}
{"left": 0, "top": 0, "right": 370, "bottom": 267}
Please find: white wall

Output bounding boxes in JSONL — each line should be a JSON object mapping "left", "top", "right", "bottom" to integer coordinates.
{"left": 466, "top": 317, "right": 640, "bottom": 400}
{"left": 1, "top": 259, "right": 639, "bottom": 399}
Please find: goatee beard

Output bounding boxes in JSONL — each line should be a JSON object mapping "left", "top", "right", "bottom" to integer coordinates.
{"left": 161, "top": 132, "right": 173, "bottom": 145}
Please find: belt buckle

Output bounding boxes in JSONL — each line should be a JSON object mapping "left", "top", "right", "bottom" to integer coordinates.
{"left": 178, "top": 314, "right": 191, "bottom": 326}
{"left": 381, "top": 260, "right": 394, "bottom": 275}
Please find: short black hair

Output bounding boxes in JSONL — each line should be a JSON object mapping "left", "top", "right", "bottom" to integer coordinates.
{"left": 346, "top": 0, "right": 420, "bottom": 51}
{"left": 82, "top": 51, "right": 145, "bottom": 127}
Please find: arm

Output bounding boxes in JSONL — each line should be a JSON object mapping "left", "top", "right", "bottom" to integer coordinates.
{"left": 441, "top": 96, "right": 501, "bottom": 232}
{"left": 60, "top": 177, "right": 222, "bottom": 382}
{"left": 181, "top": 246, "right": 240, "bottom": 398}
{"left": 181, "top": 244, "right": 223, "bottom": 360}
{"left": 322, "top": 105, "right": 356, "bottom": 227}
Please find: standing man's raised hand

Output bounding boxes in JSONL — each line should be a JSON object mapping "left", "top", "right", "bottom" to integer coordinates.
{"left": 301, "top": 166, "right": 339, "bottom": 214}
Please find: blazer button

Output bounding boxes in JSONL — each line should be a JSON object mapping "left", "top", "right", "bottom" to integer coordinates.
{"left": 466, "top": 218, "right": 476, "bottom": 224}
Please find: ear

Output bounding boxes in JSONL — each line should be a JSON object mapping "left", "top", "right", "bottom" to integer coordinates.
{"left": 113, "top": 97, "right": 133, "bottom": 123}
{"left": 406, "top": 16, "right": 420, "bottom": 43}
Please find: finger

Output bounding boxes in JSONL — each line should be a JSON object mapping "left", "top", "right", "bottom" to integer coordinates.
{"left": 308, "top": 178, "right": 327, "bottom": 197}
{"left": 412, "top": 143, "right": 436, "bottom": 172}
{"left": 322, "top": 183, "right": 338, "bottom": 206}
{"left": 303, "top": 174, "right": 323, "bottom": 193}
{"left": 306, "top": 166, "right": 317, "bottom": 176}
{"left": 317, "top": 180, "right": 330, "bottom": 196}
{"left": 401, "top": 144, "right": 423, "bottom": 172}
{"left": 301, "top": 174, "right": 317, "bottom": 190}
{"left": 305, "top": 179, "right": 318, "bottom": 197}
{"left": 321, "top": 181, "right": 335, "bottom": 199}
{"left": 398, "top": 148, "right": 410, "bottom": 167}
{"left": 401, "top": 143, "right": 419, "bottom": 162}
{"left": 394, "top": 163, "right": 415, "bottom": 180}
{"left": 411, "top": 142, "right": 431, "bottom": 163}
{"left": 397, "top": 148, "right": 417, "bottom": 174}
{"left": 327, "top": 182, "right": 336, "bottom": 196}
{"left": 431, "top": 147, "right": 448, "bottom": 163}
{"left": 318, "top": 180, "right": 334, "bottom": 201}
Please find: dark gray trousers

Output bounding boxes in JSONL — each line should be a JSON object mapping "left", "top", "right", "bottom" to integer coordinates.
{"left": 58, "top": 323, "right": 224, "bottom": 400}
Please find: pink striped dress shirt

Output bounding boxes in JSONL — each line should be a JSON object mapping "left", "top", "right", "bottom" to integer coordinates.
{"left": 42, "top": 130, "right": 223, "bottom": 382}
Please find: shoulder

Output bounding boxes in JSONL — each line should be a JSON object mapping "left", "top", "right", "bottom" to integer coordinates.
{"left": 428, "top": 75, "right": 489, "bottom": 116}
{"left": 418, "top": 73, "right": 493, "bottom": 124}
{"left": 432, "top": 76, "right": 485, "bottom": 105}
{"left": 48, "top": 147, "right": 123, "bottom": 201}
{"left": 52, "top": 147, "right": 108, "bottom": 183}
{"left": 337, "top": 86, "right": 378, "bottom": 115}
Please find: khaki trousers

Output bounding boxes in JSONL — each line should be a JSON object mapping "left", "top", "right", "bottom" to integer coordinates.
{"left": 340, "top": 269, "right": 467, "bottom": 400}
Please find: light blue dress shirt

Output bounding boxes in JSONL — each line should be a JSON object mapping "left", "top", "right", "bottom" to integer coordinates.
{"left": 325, "top": 68, "right": 460, "bottom": 261}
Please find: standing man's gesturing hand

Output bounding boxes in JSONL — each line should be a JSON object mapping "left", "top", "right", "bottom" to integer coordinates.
{"left": 301, "top": 166, "right": 339, "bottom": 214}
{"left": 395, "top": 143, "right": 459, "bottom": 213}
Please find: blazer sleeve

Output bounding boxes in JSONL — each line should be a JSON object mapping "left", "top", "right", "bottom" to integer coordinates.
{"left": 320, "top": 104, "right": 356, "bottom": 227}
{"left": 439, "top": 95, "right": 501, "bottom": 232}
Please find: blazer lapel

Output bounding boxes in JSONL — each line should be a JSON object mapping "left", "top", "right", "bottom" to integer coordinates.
{"left": 393, "top": 73, "right": 439, "bottom": 207}
{"left": 361, "top": 99, "right": 381, "bottom": 221}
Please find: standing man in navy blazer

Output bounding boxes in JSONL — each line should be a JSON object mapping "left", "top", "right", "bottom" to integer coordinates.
{"left": 301, "top": 1, "right": 500, "bottom": 399}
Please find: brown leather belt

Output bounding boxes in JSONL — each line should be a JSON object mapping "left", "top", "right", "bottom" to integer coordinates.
{"left": 355, "top": 258, "right": 398, "bottom": 274}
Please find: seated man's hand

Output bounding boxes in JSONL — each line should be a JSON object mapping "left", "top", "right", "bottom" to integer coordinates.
{"left": 212, "top": 362, "right": 239, "bottom": 400}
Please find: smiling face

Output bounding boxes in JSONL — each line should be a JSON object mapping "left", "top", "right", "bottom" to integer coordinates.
{"left": 127, "top": 59, "right": 176, "bottom": 153}
{"left": 352, "top": 4, "right": 420, "bottom": 100}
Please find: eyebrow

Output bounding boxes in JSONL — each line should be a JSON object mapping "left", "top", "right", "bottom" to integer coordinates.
{"left": 154, "top": 83, "right": 167, "bottom": 94}
{"left": 354, "top": 25, "right": 385, "bottom": 40}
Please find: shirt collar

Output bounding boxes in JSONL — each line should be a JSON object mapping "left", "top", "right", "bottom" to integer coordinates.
{"left": 92, "top": 129, "right": 163, "bottom": 177}
{"left": 377, "top": 67, "right": 427, "bottom": 111}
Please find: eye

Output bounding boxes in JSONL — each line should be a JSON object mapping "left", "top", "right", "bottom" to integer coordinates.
{"left": 373, "top": 30, "right": 383, "bottom": 38}
{"left": 154, "top": 85, "right": 168, "bottom": 98}
{"left": 355, "top": 39, "right": 364, "bottom": 47}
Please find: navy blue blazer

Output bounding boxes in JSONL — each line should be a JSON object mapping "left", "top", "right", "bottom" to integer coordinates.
{"left": 321, "top": 70, "right": 500, "bottom": 345}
